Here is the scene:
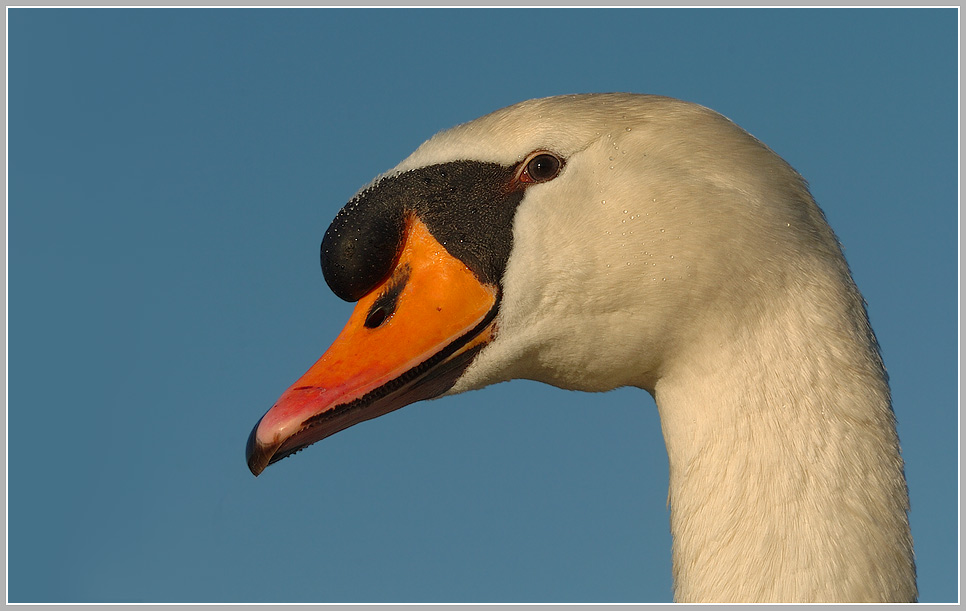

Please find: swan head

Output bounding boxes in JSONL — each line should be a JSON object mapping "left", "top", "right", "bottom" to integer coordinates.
{"left": 246, "top": 93, "right": 840, "bottom": 476}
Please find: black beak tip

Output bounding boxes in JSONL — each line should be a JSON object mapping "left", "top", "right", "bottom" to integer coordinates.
{"left": 246, "top": 417, "right": 271, "bottom": 477}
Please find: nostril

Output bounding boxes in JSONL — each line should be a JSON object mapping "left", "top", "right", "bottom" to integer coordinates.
{"left": 363, "top": 264, "right": 410, "bottom": 330}
{"left": 365, "top": 306, "right": 389, "bottom": 329}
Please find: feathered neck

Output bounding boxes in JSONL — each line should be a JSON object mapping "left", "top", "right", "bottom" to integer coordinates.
{"left": 653, "top": 263, "right": 916, "bottom": 602}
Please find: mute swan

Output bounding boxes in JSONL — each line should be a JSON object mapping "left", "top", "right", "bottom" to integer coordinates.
{"left": 247, "top": 93, "right": 916, "bottom": 602}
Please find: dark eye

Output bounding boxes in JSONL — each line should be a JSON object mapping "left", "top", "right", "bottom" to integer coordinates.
{"left": 522, "top": 153, "right": 562, "bottom": 183}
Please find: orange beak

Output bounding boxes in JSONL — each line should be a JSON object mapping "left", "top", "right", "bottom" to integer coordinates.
{"left": 247, "top": 217, "right": 498, "bottom": 476}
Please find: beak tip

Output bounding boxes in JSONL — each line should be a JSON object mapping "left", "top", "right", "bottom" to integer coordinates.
{"left": 245, "top": 417, "right": 272, "bottom": 477}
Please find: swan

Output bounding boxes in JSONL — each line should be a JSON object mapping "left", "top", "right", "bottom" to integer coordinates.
{"left": 246, "top": 93, "right": 916, "bottom": 602}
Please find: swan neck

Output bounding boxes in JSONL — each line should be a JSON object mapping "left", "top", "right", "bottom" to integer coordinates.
{"left": 653, "top": 280, "right": 916, "bottom": 602}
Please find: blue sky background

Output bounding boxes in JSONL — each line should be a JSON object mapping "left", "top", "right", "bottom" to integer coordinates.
{"left": 7, "top": 8, "right": 957, "bottom": 603}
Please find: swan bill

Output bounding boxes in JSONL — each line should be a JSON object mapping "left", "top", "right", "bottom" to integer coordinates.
{"left": 247, "top": 217, "right": 498, "bottom": 476}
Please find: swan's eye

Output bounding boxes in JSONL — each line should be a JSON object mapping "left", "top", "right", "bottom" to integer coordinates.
{"left": 521, "top": 152, "right": 562, "bottom": 183}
